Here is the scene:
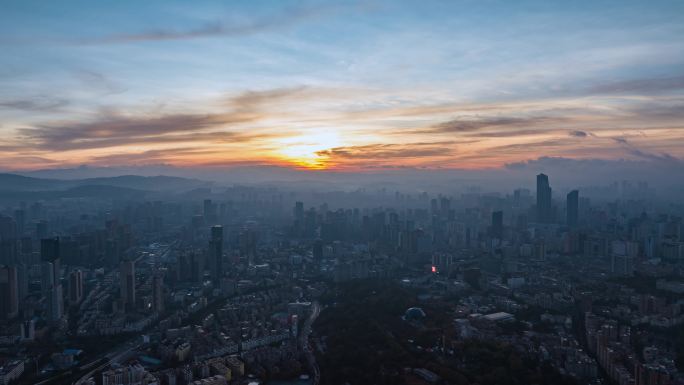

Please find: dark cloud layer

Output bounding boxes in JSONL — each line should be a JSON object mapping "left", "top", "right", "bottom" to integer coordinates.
{"left": 17, "top": 87, "right": 304, "bottom": 151}
{"left": 611, "top": 136, "right": 681, "bottom": 164}
{"left": 0, "top": 97, "right": 69, "bottom": 111}
{"left": 316, "top": 142, "right": 457, "bottom": 160}
{"left": 568, "top": 130, "right": 588, "bottom": 137}
{"left": 19, "top": 113, "right": 250, "bottom": 151}
{"left": 424, "top": 116, "right": 562, "bottom": 135}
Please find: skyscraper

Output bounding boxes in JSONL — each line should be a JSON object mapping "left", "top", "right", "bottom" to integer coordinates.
{"left": 210, "top": 225, "right": 223, "bottom": 282}
{"left": 41, "top": 238, "right": 63, "bottom": 322}
{"left": 567, "top": 190, "right": 579, "bottom": 228}
{"left": 120, "top": 260, "right": 136, "bottom": 312}
{"left": 68, "top": 269, "right": 84, "bottom": 305}
{"left": 0, "top": 215, "right": 18, "bottom": 265}
{"left": 152, "top": 274, "right": 164, "bottom": 313}
{"left": 536, "top": 174, "right": 553, "bottom": 223}
{"left": 0, "top": 265, "right": 18, "bottom": 319}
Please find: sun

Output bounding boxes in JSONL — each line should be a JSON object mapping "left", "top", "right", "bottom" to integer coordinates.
{"left": 276, "top": 131, "right": 342, "bottom": 169}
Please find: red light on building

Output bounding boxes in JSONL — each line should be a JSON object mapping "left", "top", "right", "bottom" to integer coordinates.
{"left": 431, "top": 265, "right": 437, "bottom": 273}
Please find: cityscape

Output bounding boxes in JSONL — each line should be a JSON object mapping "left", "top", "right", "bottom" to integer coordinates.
{"left": 0, "top": 172, "right": 682, "bottom": 385}
{"left": 1, "top": 1, "right": 684, "bottom": 385}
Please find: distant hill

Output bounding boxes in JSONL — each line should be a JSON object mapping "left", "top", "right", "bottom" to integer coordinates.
{"left": 0, "top": 173, "right": 69, "bottom": 191}
{"left": 60, "top": 184, "right": 148, "bottom": 198}
{"left": 74, "top": 175, "right": 210, "bottom": 192}
{"left": 0, "top": 184, "right": 146, "bottom": 201}
{"left": 0, "top": 173, "right": 210, "bottom": 192}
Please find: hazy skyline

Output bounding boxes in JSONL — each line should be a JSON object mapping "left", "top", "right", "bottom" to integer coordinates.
{"left": 1, "top": 0, "right": 684, "bottom": 171}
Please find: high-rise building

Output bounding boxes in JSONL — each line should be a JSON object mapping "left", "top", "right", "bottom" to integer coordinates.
{"left": 313, "top": 239, "right": 323, "bottom": 260}
{"left": 49, "top": 284, "right": 63, "bottom": 321}
{"left": 15, "top": 263, "right": 28, "bottom": 303}
{"left": 0, "top": 265, "right": 18, "bottom": 319}
{"left": 152, "top": 274, "right": 164, "bottom": 313}
{"left": 20, "top": 319, "right": 35, "bottom": 341}
{"left": 41, "top": 262, "right": 54, "bottom": 294}
{"left": 536, "top": 174, "right": 553, "bottom": 223}
{"left": 0, "top": 215, "right": 18, "bottom": 265}
{"left": 491, "top": 211, "right": 503, "bottom": 239}
{"left": 68, "top": 269, "right": 84, "bottom": 305}
{"left": 41, "top": 238, "right": 60, "bottom": 271}
{"left": 41, "top": 238, "right": 63, "bottom": 322}
{"left": 210, "top": 225, "right": 223, "bottom": 282}
{"left": 120, "top": 260, "right": 136, "bottom": 312}
{"left": 190, "top": 252, "right": 203, "bottom": 282}
{"left": 567, "top": 190, "right": 579, "bottom": 228}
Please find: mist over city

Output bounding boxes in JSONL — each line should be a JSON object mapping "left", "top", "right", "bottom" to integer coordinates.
{"left": 1, "top": 1, "right": 684, "bottom": 385}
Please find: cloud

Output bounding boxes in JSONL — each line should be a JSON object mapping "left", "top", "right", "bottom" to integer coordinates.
{"left": 505, "top": 156, "right": 610, "bottom": 170}
{"left": 74, "top": 70, "right": 127, "bottom": 95}
{"left": 16, "top": 87, "right": 303, "bottom": 151}
{"left": 0, "top": 155, "right": 60, "bottom": 169}
{"left": 420, "top": 116, "right": 563, "bottom": 135}
{"left": 228, "top": 86, "right": 309, "bottom": 110}
{"left": 316, "top": 142, "right": 458, "bottom": 161}
{"left": 468, "top": 129, "right": 549, "bottom": 138}
{"left": 610, "top": 136, "right": 681, "bottom": 164}
{"left": 88, "top": 147, "right": 223, "bottom": 165}
{"left": 0, "top": 96, "right": 69, "bottom": 111}
{"left": 627, "top": 102, "right": 684, "bottom": 121}
{"left": 568, "top": 130, "right": 589, "bottom": 137}
{"left": 473, "top": 138, "right": 571, "bottom": 156}
{"left": 77, "top": 5, "right": 341, "bottom": 44}
{"left": 20, "top": 113, "right": 247, "bottom": 151}
{"left": 588, "top": 75, "right": 684, "bottom": 95}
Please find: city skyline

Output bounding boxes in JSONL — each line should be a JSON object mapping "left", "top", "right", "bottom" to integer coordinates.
{"left": 1, "top": 1, "right": 684, "bottom": 171}
{"left": 2, "top": 2, "right": 684, "bottom": 384}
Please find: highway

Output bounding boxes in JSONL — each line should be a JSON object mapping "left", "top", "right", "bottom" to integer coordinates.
{"left": 300, "top": 301, "right": 321, "bottom": 385}
{"left": 73, "top": 339, "right": 140, "bottom": 385}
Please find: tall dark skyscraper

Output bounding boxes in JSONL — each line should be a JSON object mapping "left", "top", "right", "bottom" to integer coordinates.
{"left": 491, "top": 211, "right": 503, "bottom": 239}
{"left": 536, "top": 174, "right": 553, "bottom": 223}
{"left": 41, "top": 238, "right": 63, "bottom": 321}
{"left": 68, "top": 269, "right": 83, "bottom": 305}
{"left": 210, "top": 225, "right": 224, "bottom": 282}
{"left": 567, "top": 190, "right": 579, "bottom": 228}
{"left": 0, "top": 265, "right": 18, "bottom": 319}
{"left": 152, "top": 274, "right": 164, "bottom": 313}
{"left": 120, "top": 260, "right": 136, "bottom": 312}
{"left": 0, "top": 215, "right": 17, "bottom": 265}
{"left": 41, "top": 238, "right": 61, "bottom": 285}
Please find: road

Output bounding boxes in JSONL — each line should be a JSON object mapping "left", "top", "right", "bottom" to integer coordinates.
{"left": 300, "top": 301, "right": 321, "bottom": 385}
{"left": 31, "top": 338, "right": 139, "bottom": 385}
{"left": 73, "top": 339, "right": 140, "bottom": 385}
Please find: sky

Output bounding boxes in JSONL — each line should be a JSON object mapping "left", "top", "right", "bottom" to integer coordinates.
{"left": 1, "top": 0, "right": 684, "bottom": 173}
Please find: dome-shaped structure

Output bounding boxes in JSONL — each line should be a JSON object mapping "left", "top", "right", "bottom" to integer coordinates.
{"left": 404, "top": 307, "right": 426, "bottom": 321}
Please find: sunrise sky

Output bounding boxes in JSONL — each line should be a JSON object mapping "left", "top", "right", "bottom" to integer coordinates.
{"left": 1, "top": 0, "right": 683, "bottom": 171}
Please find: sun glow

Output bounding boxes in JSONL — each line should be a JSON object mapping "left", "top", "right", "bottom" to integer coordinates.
{"left": 276, "top": 131, "right": 342, "bottom": 169}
